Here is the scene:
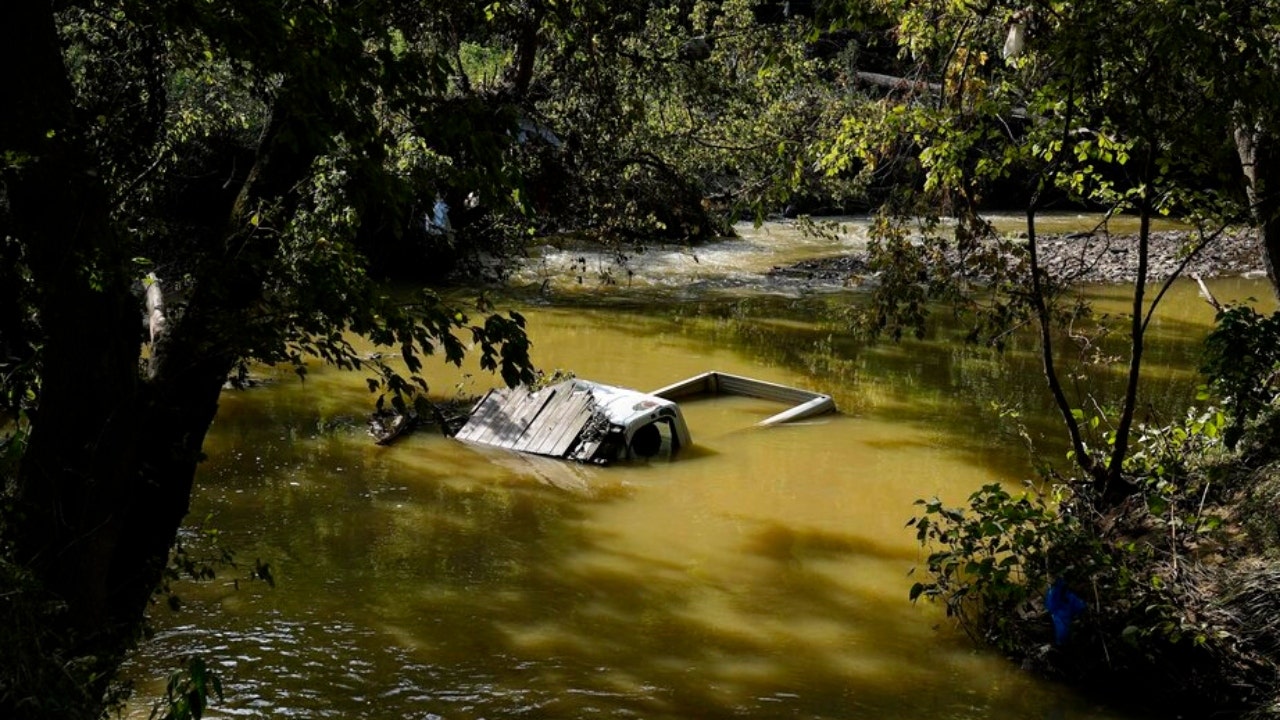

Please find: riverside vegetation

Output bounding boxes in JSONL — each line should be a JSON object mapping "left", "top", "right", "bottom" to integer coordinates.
{"left": 5, "top": 1, "right": 1280, "bottom": 718}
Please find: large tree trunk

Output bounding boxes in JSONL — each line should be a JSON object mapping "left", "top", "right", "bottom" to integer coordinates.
{"left": 504, "top": 8, "right": 541, "bottom": 98}
{"left": 1, "top": 5, "right": 326, "bottom": 715}
{"left": 1235, "top": 125, "right": 1280, "bottom": 298}
{"left": 3, "top": 0, "right": 143, "bottom": 631}
{"left": 1, "top": 8, "right": 167, "bottom": 715}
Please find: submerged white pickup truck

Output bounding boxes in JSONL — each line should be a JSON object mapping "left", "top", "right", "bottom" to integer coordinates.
{"left": 454, "top": 371, "right": 835, "bottom": 464}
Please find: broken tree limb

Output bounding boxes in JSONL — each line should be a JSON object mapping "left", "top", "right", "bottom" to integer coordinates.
{"left": 145, "top": 272, "right": 166, "bottom": 344}
{"left": 1192, "top": 273, "right": 1223, "bottom": 313}
{"left": 854, "top": 71, "right": 942, "bottom": 94}
{"left": 853, "top": 71, "right": 1029, "bottom": 119}
{"left": 145, "top": 272, "right": 168, "bottom": 378}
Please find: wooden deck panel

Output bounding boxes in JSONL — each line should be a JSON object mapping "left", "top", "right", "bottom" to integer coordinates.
{"left": 457, "top": 388, "right": 540, "bottom": 448}
{"left": 531, "top": 392, "right": 595, "bottom": 456}
{"left": 471, "top": 390, "right": 527, "bottom": 446}
{"left": 501, "top": 387, "right": 558, "bottom": 447}
{"left": 515, "top": 389, "right": 580, "bottom": 453}
{"left": 456, "top": 382, "right": 602, "bottom": 460}
{"left": 550, "top": 402, "right": 598, "bottom": 457}
{"left": 518, "top": 390, "right": 573, "bottom": 453}
{"left": 470, "top": 390, "right": 518, "bottom": 446}
{"left": 454, "top": 391, "right": 503, "bottom": 443}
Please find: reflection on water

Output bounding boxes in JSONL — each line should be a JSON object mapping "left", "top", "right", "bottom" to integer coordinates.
{"left": 122, "top": 223, "right": 1271, "bottom": 720}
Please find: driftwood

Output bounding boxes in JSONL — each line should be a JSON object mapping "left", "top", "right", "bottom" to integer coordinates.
{"left": 854, "top": 71, "right": 941, "bottom": 94}
{"left": 1192, "top": 273, "right": 1224, "bottom": 313}
{"left": 145, "top": 272, "right": 167, "bottom": 377}
{"left": 145, "top": 272, "right": 166, "bottom": 343}
{"left": 369, "top": 411, "right": 416, "bottom": 445}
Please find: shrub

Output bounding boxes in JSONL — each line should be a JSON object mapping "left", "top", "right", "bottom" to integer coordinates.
{"left": 1202, "top": 306, "right": 1280, "bottom": 449}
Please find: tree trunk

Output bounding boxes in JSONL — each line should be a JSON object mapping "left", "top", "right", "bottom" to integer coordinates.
{"left": 1026, "top": 208, "right": 1100, "bottom": 482}
{"left": 1, "top": 8, "right": 168, "bottom": 714}
{"left": 1103, "top": 207, "right": 1151, "bottom": 503}
{"left": 2, "top": 6, "right": 327, "bottom": 714}
{"left": 1235, "top": 125, "right": 1280, "bottom": 298}
{"left": 505, "top": 9, "right": 541, "bottom": 98}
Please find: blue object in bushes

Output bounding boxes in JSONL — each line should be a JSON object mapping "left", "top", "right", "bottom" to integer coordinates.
{"left": 1045, "top": 579, "right": 1086, "bottom": 645}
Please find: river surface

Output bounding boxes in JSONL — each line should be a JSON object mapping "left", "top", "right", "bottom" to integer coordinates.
{"left": 122, "top": 217, "right": 1270, "bottom": 719}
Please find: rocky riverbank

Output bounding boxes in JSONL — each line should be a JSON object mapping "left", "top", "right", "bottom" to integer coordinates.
{"left": 768, "top": 229, "right": 1267, "bottom": 286}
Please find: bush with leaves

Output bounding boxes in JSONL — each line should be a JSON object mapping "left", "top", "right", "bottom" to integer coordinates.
{"left": 908, "top": 480, "right": 1109, "bottom": 654}
{"left": 1202, "top": 306, "right": 1280, "bottom": 448}
{"left": 907, "top": 405, "right": 1277, "bottom": 714}
{"left": 151, "top": 658, "right": 222, "bottom": 720}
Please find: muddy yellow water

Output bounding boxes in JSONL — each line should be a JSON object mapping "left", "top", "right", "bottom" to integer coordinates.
{"left": 122, "top": 223, "right": 1272, "bottom": 719}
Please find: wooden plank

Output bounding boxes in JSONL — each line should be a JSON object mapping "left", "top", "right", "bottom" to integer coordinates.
{"left": 561, "top": 401, "right": 601, "bottom": 455}
{"left": 529, "top": 391, "right": 590, "bottom": 456}
{"left": 494, "top": 388, "right": 551, "bottom": 445}
{"left": 473, "top": 391, "right": 516, "bottom": 446}
{"left": 549, "top": 400, "right": 598, "bottom": 457}
{"left": 459, "top": 380, "right": 613, "bottom": 459}
{"left": 510, "top": 388, "right": 566, "bottom": 452}
{"left": 520, "top": 391, "right": 573, "bottom": 454}
{"left": 459, "top": 390, "right": 502, "bottom": 434}
{"left": 532, "top": 391, "right": 595, "bottom": 456}
{"left": 512, "top": 389, "right": 573, "bottom": 450}
{"left": 472, "top": 389, "right": 523, "bottom": 447}
{"left": 457, "top": 386, "right": 556, "bottom": 450}
{"left": 455, "top": 390, "right": 504, "bottom": 442}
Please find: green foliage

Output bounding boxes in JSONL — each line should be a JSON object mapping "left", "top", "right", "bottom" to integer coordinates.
{"left": 909, "top": 407, "right": 1248, "bottom": 706}
{"left": 457, "top": 41, "right": 511, "bottom": 86}
{"left": 1202, "top": 306, "right": 1280, "bottom": 448}
{"left": 908, "top": 482, "right": 1101, "bottom": 652}
{"left": 812, "top": 0, "right": 1278, "bottom": 502}
{"left": 152, "top": 657, "right": 222, "bottom": 720}
{"left": 498, "top": 0, "right": 865, "bottom": 242}
{"left": 821, "top": 0, "right": 1259, "bottom": 341}
{"left": 1123, "top": 407, "right": 1227, "bottom": 497}
{"left": 2, "top": 2, "right": 549, "bottom": 718}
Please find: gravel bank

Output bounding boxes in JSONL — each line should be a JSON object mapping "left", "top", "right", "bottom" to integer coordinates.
{"left": 768, "top": 229, "right": 1268, "bottom": 287}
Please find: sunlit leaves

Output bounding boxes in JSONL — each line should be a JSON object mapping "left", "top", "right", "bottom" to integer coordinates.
{"left": 906, "top": 481, "right": 1080, "bottom": 650}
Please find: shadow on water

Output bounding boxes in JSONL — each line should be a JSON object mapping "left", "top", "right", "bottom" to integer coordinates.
{"left": 131, "top": 415, "right": 1120, "bottom": 719}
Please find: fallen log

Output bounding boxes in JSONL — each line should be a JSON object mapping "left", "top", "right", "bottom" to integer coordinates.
{"left": 854, "top": 71, "right": 941, "bottom": 94}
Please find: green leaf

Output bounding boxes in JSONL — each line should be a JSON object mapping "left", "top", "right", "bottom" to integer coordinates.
{"left": 909, "top": 582, "right": 925, "bottom": 602}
